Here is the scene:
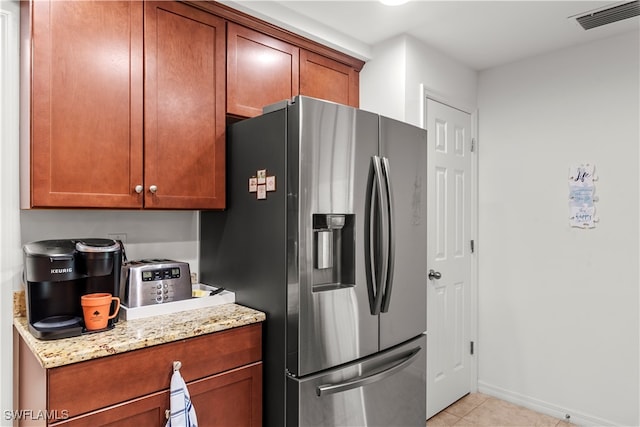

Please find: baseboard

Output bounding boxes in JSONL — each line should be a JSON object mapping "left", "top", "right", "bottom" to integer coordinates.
{"left": 477, "top": 381, "right": 616, "bottom": 427}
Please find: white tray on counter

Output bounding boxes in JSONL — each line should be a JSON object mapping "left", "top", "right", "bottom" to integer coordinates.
{"left": 119, "top": 284, "right": 235, "bottom": 321}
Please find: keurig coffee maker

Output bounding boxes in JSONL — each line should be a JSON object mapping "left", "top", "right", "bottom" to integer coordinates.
{"left": 23, "top": 238, "right": 122, "bottom": 340}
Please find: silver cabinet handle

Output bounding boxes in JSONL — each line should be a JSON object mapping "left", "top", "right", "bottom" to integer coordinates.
{"left": 149, "top": 185, "right": 158, "bottom": 194}
{"left": 428, "top": 269, "right": 442, "bottom": 280}
{"left": 134, "top": 185, "right": 143, "bottom": 194}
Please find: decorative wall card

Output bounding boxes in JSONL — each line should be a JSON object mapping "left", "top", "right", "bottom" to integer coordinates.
{"left": 568, "top": 163, "right": 598, "bottom": 228}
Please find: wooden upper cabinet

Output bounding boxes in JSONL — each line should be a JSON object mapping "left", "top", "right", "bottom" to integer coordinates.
{"left": 23, "top": 0, "right": 362, "bottom": 209}
{"left": 300, "top": 50, "right": 360, "bottom": 108}
{"left": 226, "top": 21, "right": 361, "bottom": 118}
{"left": 227, "top": 23, "right": 300, "bottom": 118}
{"left": 144, "top": 2, "right": 226, "bottom": 209}
{"left": 25, "top": 0, "right": 144, "bottom": 208}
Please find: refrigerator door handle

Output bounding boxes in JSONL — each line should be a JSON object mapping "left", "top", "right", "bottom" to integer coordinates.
{"left": 365, "top": 155, "right": 387, "bottom": 315}
{"left": 380, "top": 157, "right": 395, "bottom": 313}
{"left": 316, "top": 346, "right": 421, "bottom": 397}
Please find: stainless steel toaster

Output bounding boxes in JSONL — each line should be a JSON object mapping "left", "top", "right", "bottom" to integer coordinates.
{"left": 120, "top": 259, "right": 192, "bottom": 307}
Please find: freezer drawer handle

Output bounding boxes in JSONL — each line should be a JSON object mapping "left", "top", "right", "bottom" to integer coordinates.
{"left": 316, "top": 347, "right": 421, "bottom": 397}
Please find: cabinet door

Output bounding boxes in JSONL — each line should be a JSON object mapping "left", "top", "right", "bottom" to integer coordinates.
{"left": 50, "top": 391, "right": 168, "bottom": 427}
{"left": 227, "top": 23, "right": 299, "bottom": 118}
{"left": 144, "top": 2, "right": 226, "bottom": 209}
{"left": 300, "top": 50, "right": 359, "bottom": 108}
{"left": 190, "top": 362, "right": 263, "bottom": 427}
{"left": 28, "top": 0, "right": 144, "bottom": 208}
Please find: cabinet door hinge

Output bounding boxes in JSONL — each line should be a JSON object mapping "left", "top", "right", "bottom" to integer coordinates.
{"left": 471, "top": 138, "right": 476, "bottom": 152}
{"left": 470, "top": 240, "right": 475, "bottom": 253}
{"left": 470, "top": 341, "right": 475, "bottom": 355}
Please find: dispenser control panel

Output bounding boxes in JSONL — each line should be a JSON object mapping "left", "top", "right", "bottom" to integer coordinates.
{"left": 141, "top": 267, "right": 181, "bottom": 281}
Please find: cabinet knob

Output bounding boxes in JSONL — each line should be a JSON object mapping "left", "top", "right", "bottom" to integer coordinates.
{"left": 134, "top": 185, "right": 143, "bottom": 194}
{"left": 149, "top": 185, "right": 158, "bottom": 194}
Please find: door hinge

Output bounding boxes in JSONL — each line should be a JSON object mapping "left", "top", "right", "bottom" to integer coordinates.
{"left": 471, "top": 138, "right": 475, "bottom": 152}
{"left": 470, "top": 240, "right": 475, "bottom": 253}
{"left": 470, "top": 341, "right": 475, "bottom": 355}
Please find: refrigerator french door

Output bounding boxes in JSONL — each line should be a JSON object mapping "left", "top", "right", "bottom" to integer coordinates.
{"left": 200, "top": 96, "right": 427, "bottom": 427}
{"left": 288, "top": 334, "right": 426, "bottom": 427}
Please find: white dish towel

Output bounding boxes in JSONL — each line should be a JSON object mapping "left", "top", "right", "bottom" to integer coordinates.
{"left": 166, "top": 363, "right": 198, "bottom": 427}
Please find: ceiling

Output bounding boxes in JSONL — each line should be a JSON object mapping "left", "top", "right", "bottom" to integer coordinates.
{"left": 227, "top": 1, "right": 640, "bottom": 70}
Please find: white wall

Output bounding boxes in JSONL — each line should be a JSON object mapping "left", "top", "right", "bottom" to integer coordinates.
{"left": 477, "top": 31, "right": 639, "bottom": 426}
{"left": 360, "top": 34, "right": 477, "bottom": 124}
{"left": 404, "top": 35, "right": 477, "bottom": 122}
{"left": 19, "top": 211, "right": 200, "bottom": 270}
{"left": 359, "top": 35, "right": 407, "bottom": 121}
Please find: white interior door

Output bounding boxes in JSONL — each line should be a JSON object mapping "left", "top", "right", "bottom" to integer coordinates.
{"left": 425, "top": 98, "right": 473, "bottom": 419}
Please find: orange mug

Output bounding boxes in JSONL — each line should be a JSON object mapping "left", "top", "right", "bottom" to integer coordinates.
{"left": 81, "top": 293, "right": 120, "bottom": 331}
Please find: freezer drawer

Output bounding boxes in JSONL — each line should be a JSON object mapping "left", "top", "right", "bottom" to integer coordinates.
{"left": 287, "top": 334, "right": 426, "bottom": 427}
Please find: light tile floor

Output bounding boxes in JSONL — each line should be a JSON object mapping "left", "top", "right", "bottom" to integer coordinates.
{"left": 427, "top": 393, "right": 575, "bottom": 426}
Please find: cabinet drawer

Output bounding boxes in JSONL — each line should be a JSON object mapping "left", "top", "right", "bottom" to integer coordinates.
{"left": 48, "top": 323, "right": 261, "bottom": 418}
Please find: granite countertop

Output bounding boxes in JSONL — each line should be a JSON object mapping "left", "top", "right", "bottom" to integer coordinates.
{"left": 14, "top": 303, "right": 265, "bottom": 369}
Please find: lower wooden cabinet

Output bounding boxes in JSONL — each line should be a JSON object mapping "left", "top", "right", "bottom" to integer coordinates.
{"left": 51, "top": 363, "right": 262, "bottom": 427}
{"left": 17, "top": 324, "right": 262, "bottom": 427}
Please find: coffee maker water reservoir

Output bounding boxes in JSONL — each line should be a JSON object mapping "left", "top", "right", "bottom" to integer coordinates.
{"left": 23, "top": 239, "right": 122, "bottom": 340}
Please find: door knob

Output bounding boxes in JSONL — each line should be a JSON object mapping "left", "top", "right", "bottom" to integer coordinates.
{"left": 428, "top": 269, "right": 442, "bottom": 280}
{"left": 134, "top": 185, "right": 143, "bottom": 194}
{"left": 149, "top": 185, "right": 158, "bottom": 194}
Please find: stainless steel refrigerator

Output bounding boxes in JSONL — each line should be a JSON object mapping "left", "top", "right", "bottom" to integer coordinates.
{"left": 200, "top": 96, "right": 427, "bottom": 427}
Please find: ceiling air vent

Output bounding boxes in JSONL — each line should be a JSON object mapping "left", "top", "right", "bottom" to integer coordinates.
{"left": 575, "top": 1, "right": 640, "bottom": 30}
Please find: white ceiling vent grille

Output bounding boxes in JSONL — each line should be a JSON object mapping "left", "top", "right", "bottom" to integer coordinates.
{"left": 575, "top": 1, "right": 640, "bottom": 30}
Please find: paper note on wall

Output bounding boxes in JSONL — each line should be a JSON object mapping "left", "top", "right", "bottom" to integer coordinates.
{"left": 568, "top": 163, "right": 598, "bottom": 228}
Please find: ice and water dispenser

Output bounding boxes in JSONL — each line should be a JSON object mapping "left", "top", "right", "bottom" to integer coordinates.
{"left": 312, "top": 214, "right": 355, "bottom": 291}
